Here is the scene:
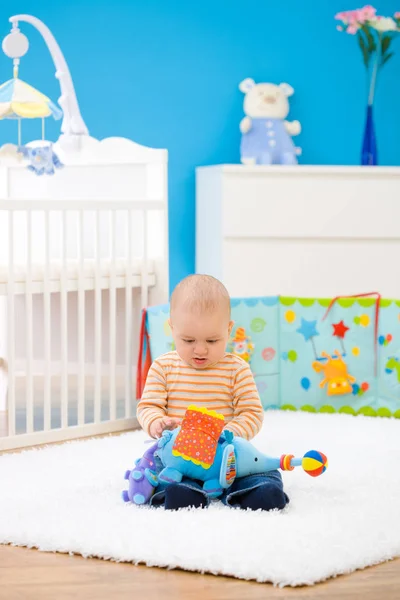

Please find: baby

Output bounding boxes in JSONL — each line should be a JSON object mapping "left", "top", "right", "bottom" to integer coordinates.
{"left": 137, "top": 274, "right": 289, "bottom": 511}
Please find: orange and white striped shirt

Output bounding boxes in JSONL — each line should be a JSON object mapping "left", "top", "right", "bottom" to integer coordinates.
{"left": 137, "top": 351, "right": 264, "bottom": 440}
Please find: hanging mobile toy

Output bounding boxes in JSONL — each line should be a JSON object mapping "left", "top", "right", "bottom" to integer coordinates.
{"left": 0, "top": 21, "right": 63, "bottom": 173}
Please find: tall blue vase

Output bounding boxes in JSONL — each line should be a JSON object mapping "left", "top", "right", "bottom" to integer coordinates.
{"left": 361, "top": 104, "right": 378, "bottom": 166}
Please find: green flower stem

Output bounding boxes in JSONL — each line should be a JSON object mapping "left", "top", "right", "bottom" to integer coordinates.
{"left": 368, "top": 32, "right": 382, "bottom": 105}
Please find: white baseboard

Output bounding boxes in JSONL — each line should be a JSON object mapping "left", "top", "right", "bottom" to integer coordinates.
{"left": 0, "top": 416, "right": 140, "bottom": 452}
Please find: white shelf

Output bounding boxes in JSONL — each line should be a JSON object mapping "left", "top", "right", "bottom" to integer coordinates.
{"left": 198, "top": 164, "right": 400, "bottom": 176}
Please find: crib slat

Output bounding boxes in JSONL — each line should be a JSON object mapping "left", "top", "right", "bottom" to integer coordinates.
{"left": 77, "top": 209, "right": 85, "bottom": 426}
{"left": 26, "top": 209, "right": 34, "bottom": 434}
{"left": 7, "top": 210, "right": 16, "bottom": 436}
{"left": 109, "top": 210, "right": 117, "bottom": 421}
{"left": 2, "top": 197, "right": 164, "bottom": 441}
{"left": 60, "top": 210, "right": 68, "bottom": 428}
{"left": 43, "top": 209, "right": 51, "bottom": 431}
{"left": 141, "top": 210, "right": 149, "bottom": 309}
{"left": 124, "top": 209, "right": 133, "bottom": 417}
{"left": 94, "top": 209, "right": 102, "bottom": 423}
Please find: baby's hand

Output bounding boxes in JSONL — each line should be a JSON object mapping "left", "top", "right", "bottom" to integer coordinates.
{"left": 149, "top": 417, "right": 180, "bottom": 439}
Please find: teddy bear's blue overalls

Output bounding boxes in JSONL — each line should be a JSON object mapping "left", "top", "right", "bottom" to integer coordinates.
{"left": 241, "top": 117, "right": 298, "bottom": 165}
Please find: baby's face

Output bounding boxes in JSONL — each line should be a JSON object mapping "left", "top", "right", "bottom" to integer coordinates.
{"left": 170, "top": 308, "right": 233, "bottom": 369}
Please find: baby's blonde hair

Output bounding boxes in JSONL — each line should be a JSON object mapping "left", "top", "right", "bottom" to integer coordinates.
{"left": 170, "top": 274, "right": 231, "bottom": 320}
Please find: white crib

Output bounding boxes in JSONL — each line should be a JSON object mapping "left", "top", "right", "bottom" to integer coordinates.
{"left": 0, "top": 135, "right": 169, "bottom": 451}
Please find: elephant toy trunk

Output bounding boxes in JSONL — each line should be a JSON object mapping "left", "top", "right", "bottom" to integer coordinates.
{"left": 232, "top": 437, "right": 277, "bottom": 477}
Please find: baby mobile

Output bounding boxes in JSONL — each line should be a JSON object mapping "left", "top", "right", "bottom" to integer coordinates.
{"left": 0, "top": 20, "right": 63, "bottom": 174}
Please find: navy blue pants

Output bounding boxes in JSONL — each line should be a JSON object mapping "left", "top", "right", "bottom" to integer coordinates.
{"left": 150, "top": 470, "right": 289, "bottom": 512}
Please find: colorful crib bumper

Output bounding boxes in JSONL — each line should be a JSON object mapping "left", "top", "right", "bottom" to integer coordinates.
{"left": 137, "top": 294, "right": 400, "bottom": 419}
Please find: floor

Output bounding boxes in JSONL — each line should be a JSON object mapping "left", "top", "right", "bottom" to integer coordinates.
{"left": 0, "top": 544, "right": 399, "bottom": 600}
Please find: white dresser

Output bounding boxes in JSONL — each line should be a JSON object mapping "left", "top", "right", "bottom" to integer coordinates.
{"left": 195, "top": 164, "right": 400, "bottom": 298}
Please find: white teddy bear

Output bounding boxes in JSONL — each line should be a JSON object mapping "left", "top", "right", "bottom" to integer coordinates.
{"left": 239, "top": 78, "right": 301, "bottom": 165}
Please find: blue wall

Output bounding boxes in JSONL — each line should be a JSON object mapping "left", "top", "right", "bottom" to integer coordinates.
{"left": 0, "top": 1, "right": 399, "bottom": 292}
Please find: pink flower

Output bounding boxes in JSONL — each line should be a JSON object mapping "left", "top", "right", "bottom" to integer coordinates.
{"left": 395, "top": 11, "right": 400, "bottom": 18}
{"left": 347, "top": 10, "right": 359, "bottom": 23}
{"left": 347, "top": 23, "right": 360, "bottom": 33}
{"left": 335, "top": 10, "right": 353, "bottom": 23}
{"left": 358, "top": 4, "right": 377, "bottom": 21}
{"left": 335, "top": 5, "right": 377, "bottom": 24}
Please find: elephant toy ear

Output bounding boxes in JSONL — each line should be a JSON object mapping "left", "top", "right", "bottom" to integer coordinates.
{"left": 219, "top": 430, "right": 234, "bottom": 444}
{"left": 219, "top": 444, "right": 237, "bottom": 489}
{"left": 157, "top": 430, "right": 173, "bottom": 448}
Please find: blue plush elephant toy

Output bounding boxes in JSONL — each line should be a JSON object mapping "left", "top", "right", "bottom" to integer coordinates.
{"left": 122, "top": 405, "right": 328, "bottom": 505}
{"left": 157, "top": 427, "right": 284, "bottom": 498}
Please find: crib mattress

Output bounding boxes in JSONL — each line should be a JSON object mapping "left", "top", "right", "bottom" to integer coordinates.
{"left": 0, "top": 259, "right": 156, "bottom": 295}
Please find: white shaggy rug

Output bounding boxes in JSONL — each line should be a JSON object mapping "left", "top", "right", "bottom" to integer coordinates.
{"left": 0, "top": 411, "right": 399, "bottom": 587}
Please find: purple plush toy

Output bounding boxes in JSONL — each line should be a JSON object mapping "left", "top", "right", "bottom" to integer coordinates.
{"left": 122, "top": 441, "right": 159, "bottom": 505}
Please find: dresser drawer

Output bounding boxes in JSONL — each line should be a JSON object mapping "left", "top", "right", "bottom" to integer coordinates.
{"left": 222, "top": 237, "right": 400, "bottom": 298}
{"left": 221, "top": 167, "right": 400, "bottom": 239}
